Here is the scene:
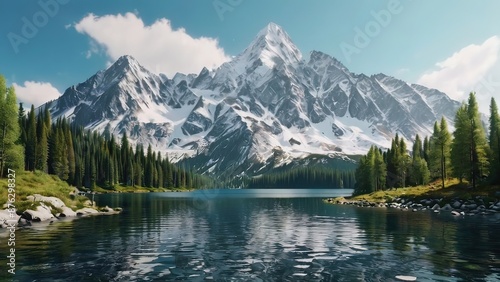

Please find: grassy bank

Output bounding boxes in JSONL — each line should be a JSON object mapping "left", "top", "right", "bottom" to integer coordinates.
{"left": 0, "top": 170, "right": 194, "bottom": 214}
{"left": 341, "top": 179, "right": 500, "bottom": 204}
{"left": 0, "top": 170, "right": 89, "bottom": 212}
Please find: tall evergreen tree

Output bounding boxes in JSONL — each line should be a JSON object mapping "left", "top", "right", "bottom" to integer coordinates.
{"left": 451, "top": 104, "right": 470, "bottom": 182}
{"left": 429, "top": 122, "right": 441, "bottom": 179}
{"left": 0, "top": 82, "right": 24, "bottom": 176}
{"left": 423, "top": 136, "right": 430, "bottom": 164}
{"left": 451, "top": 93, "right": 489, "bottom": 188}
{"left": 373, "top": 146, "right": 386, "bottom": 191}
{"left": 488, "top": 97, "right": 500, "bottom": 184}
{"left": 35, "top": 113, "right": 48, "bottom": 172}
{"left": 145, "top": 144, "right": 153, "bottom": 187}
{"left": 399, "top": 138, "right": 410, "bottom": 187}
{"left": 410, "top": 135, "right": 431, "bottom": 186}
{"left": 53, "top": 126, "right": 69, "bottom": 180}
{"left": 65, "top": 125, "right": 76, "bottom": 183}
{"left": 431, "top": 117, "right": 451, "bottom": 189}
{"left": 412, "top": 134, "right": 423, "bottom": 160}
{"left": 120, "top": 132, "right": 132, "bottom": 185}
{"left": 467, "top": 93, "right": 489, "bottom": 188}
{"left": 17, "top": 103, "right": 26, "bottom": 146}
{"left": 25, "top": 104, "right": 37, "bottom": 171}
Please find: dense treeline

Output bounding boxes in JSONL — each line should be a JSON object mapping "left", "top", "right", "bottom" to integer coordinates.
{"left": 0, "top": 74, "right": 206, "bottom": 189}
{"left": 355, "top": 92, "right": 498, "bottom": 195}
{"left": 18, "top": 108, "right": 207, "bottom": 189}
{"left": 248, "top": 167, "right": 355, "bottom": 188}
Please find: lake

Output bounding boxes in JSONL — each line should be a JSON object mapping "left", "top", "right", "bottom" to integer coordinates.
{"left": 1, "top": 189, "right": 500, "bottom": 281}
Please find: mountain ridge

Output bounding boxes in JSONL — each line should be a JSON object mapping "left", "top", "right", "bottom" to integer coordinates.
{"left": 42, "top": 23, "right": 460, "bottom": 177}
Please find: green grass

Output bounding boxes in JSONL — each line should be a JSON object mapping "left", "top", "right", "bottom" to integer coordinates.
{"left": 1, "top": 170, "right": 196, "bottom": 212}
{"left": 346, "top": 179, "right": 500, "bottom": 204}
{"left": 0, "top": 170, "right": 89, "bottom": 212}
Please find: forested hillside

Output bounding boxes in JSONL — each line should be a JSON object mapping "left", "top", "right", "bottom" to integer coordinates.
{"left": 354, "top": 92, "right": 497, "bottom": 195}
{"left": 0, "top": 75, "right": 209, "bottom": 190}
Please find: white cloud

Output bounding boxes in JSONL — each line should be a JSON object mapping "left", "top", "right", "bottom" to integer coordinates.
{"left": 13, "top": 81, "right": 62, "bottom": 107}
{"left": 74, "top": 13, "right": 230, "bottom": 77}
{"left": 417, "top": 36, "right": 500, "bottom": 105}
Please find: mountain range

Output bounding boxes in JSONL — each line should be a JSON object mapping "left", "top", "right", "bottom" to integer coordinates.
{"left": 43, "top": 23, "right": 460, "bottom": 178}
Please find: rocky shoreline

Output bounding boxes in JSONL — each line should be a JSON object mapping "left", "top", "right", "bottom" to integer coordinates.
{"left": 0, "top": 193, "right": 122, "bottom": 228}
{"left": 326, "top": 196, "right": 500, "bottom": 216}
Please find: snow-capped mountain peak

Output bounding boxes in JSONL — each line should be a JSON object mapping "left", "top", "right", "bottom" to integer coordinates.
{"left": 43, "top": 23, "right": 461, "bottom": 178}
{"left": 241, "top": 22, "right": 302, "bottom": 69}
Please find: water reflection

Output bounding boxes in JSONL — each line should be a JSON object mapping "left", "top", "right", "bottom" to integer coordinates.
{"left": 0, "top": 191, "right": 499, "bottom": 281}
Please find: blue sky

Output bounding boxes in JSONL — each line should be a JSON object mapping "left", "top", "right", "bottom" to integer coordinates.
{"left": 2, "top": 0, "right": 500, "bottom": 112}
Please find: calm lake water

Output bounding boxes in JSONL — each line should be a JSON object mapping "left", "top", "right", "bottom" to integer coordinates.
{"left": 1, "top": 189, "right": 500, "bottom": 281}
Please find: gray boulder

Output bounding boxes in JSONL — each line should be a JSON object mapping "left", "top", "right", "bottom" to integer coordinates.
{"left": 21, "top": 203, "right": 54, "bottom": 222}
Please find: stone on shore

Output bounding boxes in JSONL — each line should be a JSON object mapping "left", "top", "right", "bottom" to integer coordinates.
{"left": 27, "top": 194, "right": 66, "bottom": 208}
{"left": 76, "top": 207, "right": 100, "bottom": 216}
{"left": 58, "top": 206, "right": 77, "bottom": 217}
{"left": 21, "top": 203, "right": 54, "bottom": 222}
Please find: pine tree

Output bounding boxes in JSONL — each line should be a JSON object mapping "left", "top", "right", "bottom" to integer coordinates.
{"left": 355, "top": 152, "right": 374, "bottom": 194}
{"left": 156, "top": 152, "right": 163, "bottom": 188}
{"left": 25, "top": 104, "right": 37, "bottom": 171}
{"left": 410, "top": 157, "right": 430, "bottom": 186}
{"left": 0, "top": 82, "right": 24, "bottom": 176}
{"left": 373, "top": 146, "right": 386, "bottom": 191}
{"left": 451, "top": 93, "right": 489, "bottom": 188}
{"left": 386, "top": 136, "right": 400, "bottom": 188}
{"left": 120, "top": 132, "right": 131, "bottom": 185}
{"left": 63, "top": 122, "right": 76, "bottom": 183}
{"left": 429, "top": 121, "right": 441, "bottom": 179}
{"left": 423, "top": 136, "right": 430, "bottom": 164}
{"left": 399, "top": 138, "right": 410, "bottom": 187}
{"left": 53, "top": 126, "right": 69, "bottom": 180}
{"left": 410, "top": 135, "right": 430, "bottom": 186}
{"left": 17, "top": 103, "right": 26, "bottom": 146}
{"left": 145, "top": 144, "right": 153, "bottom": 187}
{"left": 431, "top": 117, "right": 451, "bottom": 189}
{"left": 412, "top": 134, "right": 423, "bottom": 160}
{"left": 488, "top": 97, "right": 500, "bottom": 184}
{"left": 35, "top": 113, "right": 48, "bottom": 172}
{"left": 467, "top": 93, "right": 489, "bottom": 187}
{"left": 451, "top": 104, "right": 470, "bottom": 182}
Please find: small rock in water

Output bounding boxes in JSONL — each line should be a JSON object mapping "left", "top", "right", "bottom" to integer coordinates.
{"left": 451, "top": 211, "right": 460, "bottom": 216}
{"left": 395, "top": 275, "right": 417, "bottom": 281}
